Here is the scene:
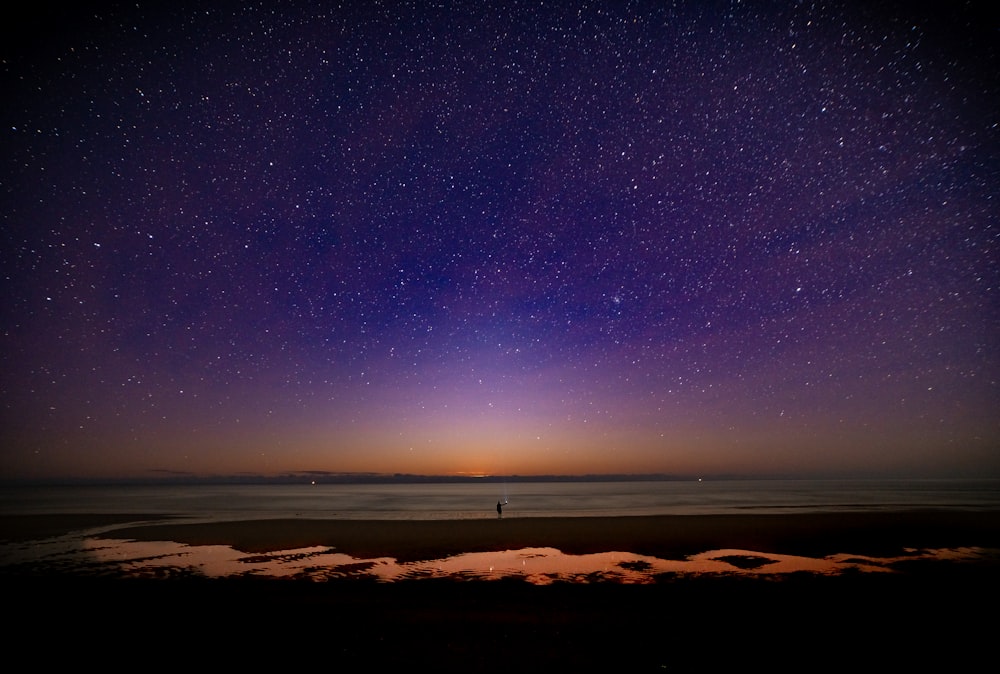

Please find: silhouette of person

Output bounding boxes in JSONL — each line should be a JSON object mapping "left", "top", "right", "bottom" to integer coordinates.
{"left": 497, "top": 500, "right": 503, "bottom": 519}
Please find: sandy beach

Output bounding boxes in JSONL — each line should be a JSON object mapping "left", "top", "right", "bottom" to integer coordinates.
{"left": 3, "top": 510, "right": 998, "bottom": 671}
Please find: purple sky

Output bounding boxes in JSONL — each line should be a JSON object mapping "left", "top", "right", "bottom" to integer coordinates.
{"left": 2, "top": 1, "right": 997, "bottom": 481}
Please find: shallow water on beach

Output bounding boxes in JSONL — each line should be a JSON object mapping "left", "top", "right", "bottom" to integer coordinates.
{"left": 3, "top": 526, "right": 996, "bottom": 584}
{"left": 73, "top": 537, "right": 995, "bottom": 583}
{"left": 2, "top": 478, "right": 998, "bottom": 521}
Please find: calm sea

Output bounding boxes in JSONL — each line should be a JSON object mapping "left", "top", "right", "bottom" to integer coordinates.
{"left": 2, "top": 479, "right": 998, "bottom": 521}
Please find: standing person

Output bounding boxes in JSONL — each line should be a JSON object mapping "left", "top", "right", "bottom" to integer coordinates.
{"left": 496, "top": 500, "right": 503, "bottom": 519}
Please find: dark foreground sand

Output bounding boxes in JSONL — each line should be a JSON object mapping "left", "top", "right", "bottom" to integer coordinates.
{"left": 3, "top": 511, "right": 999, "bottom": 671}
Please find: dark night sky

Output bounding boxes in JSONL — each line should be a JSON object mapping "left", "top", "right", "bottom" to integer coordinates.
{"left": 2, "top": 1, "right": 997, "bottom": 481}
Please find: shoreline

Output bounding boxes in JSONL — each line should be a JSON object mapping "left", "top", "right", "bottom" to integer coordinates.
{"left": 4, "top": 509, "right": 1000, "bottom": 564}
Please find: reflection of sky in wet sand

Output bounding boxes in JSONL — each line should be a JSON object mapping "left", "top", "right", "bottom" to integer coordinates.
{"left": 1, "top": 526, "right": 993, "bottom": 583}
{"left": 60, "top": 537, "right": 996, "bottom": 584}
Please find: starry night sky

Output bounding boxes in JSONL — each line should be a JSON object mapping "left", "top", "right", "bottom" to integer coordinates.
{"left": 2, "top": 1, "right": 997, "bottom": 481}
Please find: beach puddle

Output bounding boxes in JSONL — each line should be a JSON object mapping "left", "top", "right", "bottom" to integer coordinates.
{"left": 45, "top": 537, "right": 993, "bottom": 584}
{"left": 3, "top": 523, "right": 994, "bottom": 584}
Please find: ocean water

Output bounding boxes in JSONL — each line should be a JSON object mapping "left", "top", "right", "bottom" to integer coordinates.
{"left": 2, "top": 478, "right": 998, "bottom": 521}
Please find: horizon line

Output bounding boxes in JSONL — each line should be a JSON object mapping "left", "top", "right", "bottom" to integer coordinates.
{"left": 2, "top": 470, "right": 996, "bottom": 487}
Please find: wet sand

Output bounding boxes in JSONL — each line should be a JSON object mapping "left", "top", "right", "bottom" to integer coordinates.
{"left": 3, "top": 510, "right": 998, "bottom": 671}
{"left": 93, "top": 509, "right": 1000, "bottom": 561}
